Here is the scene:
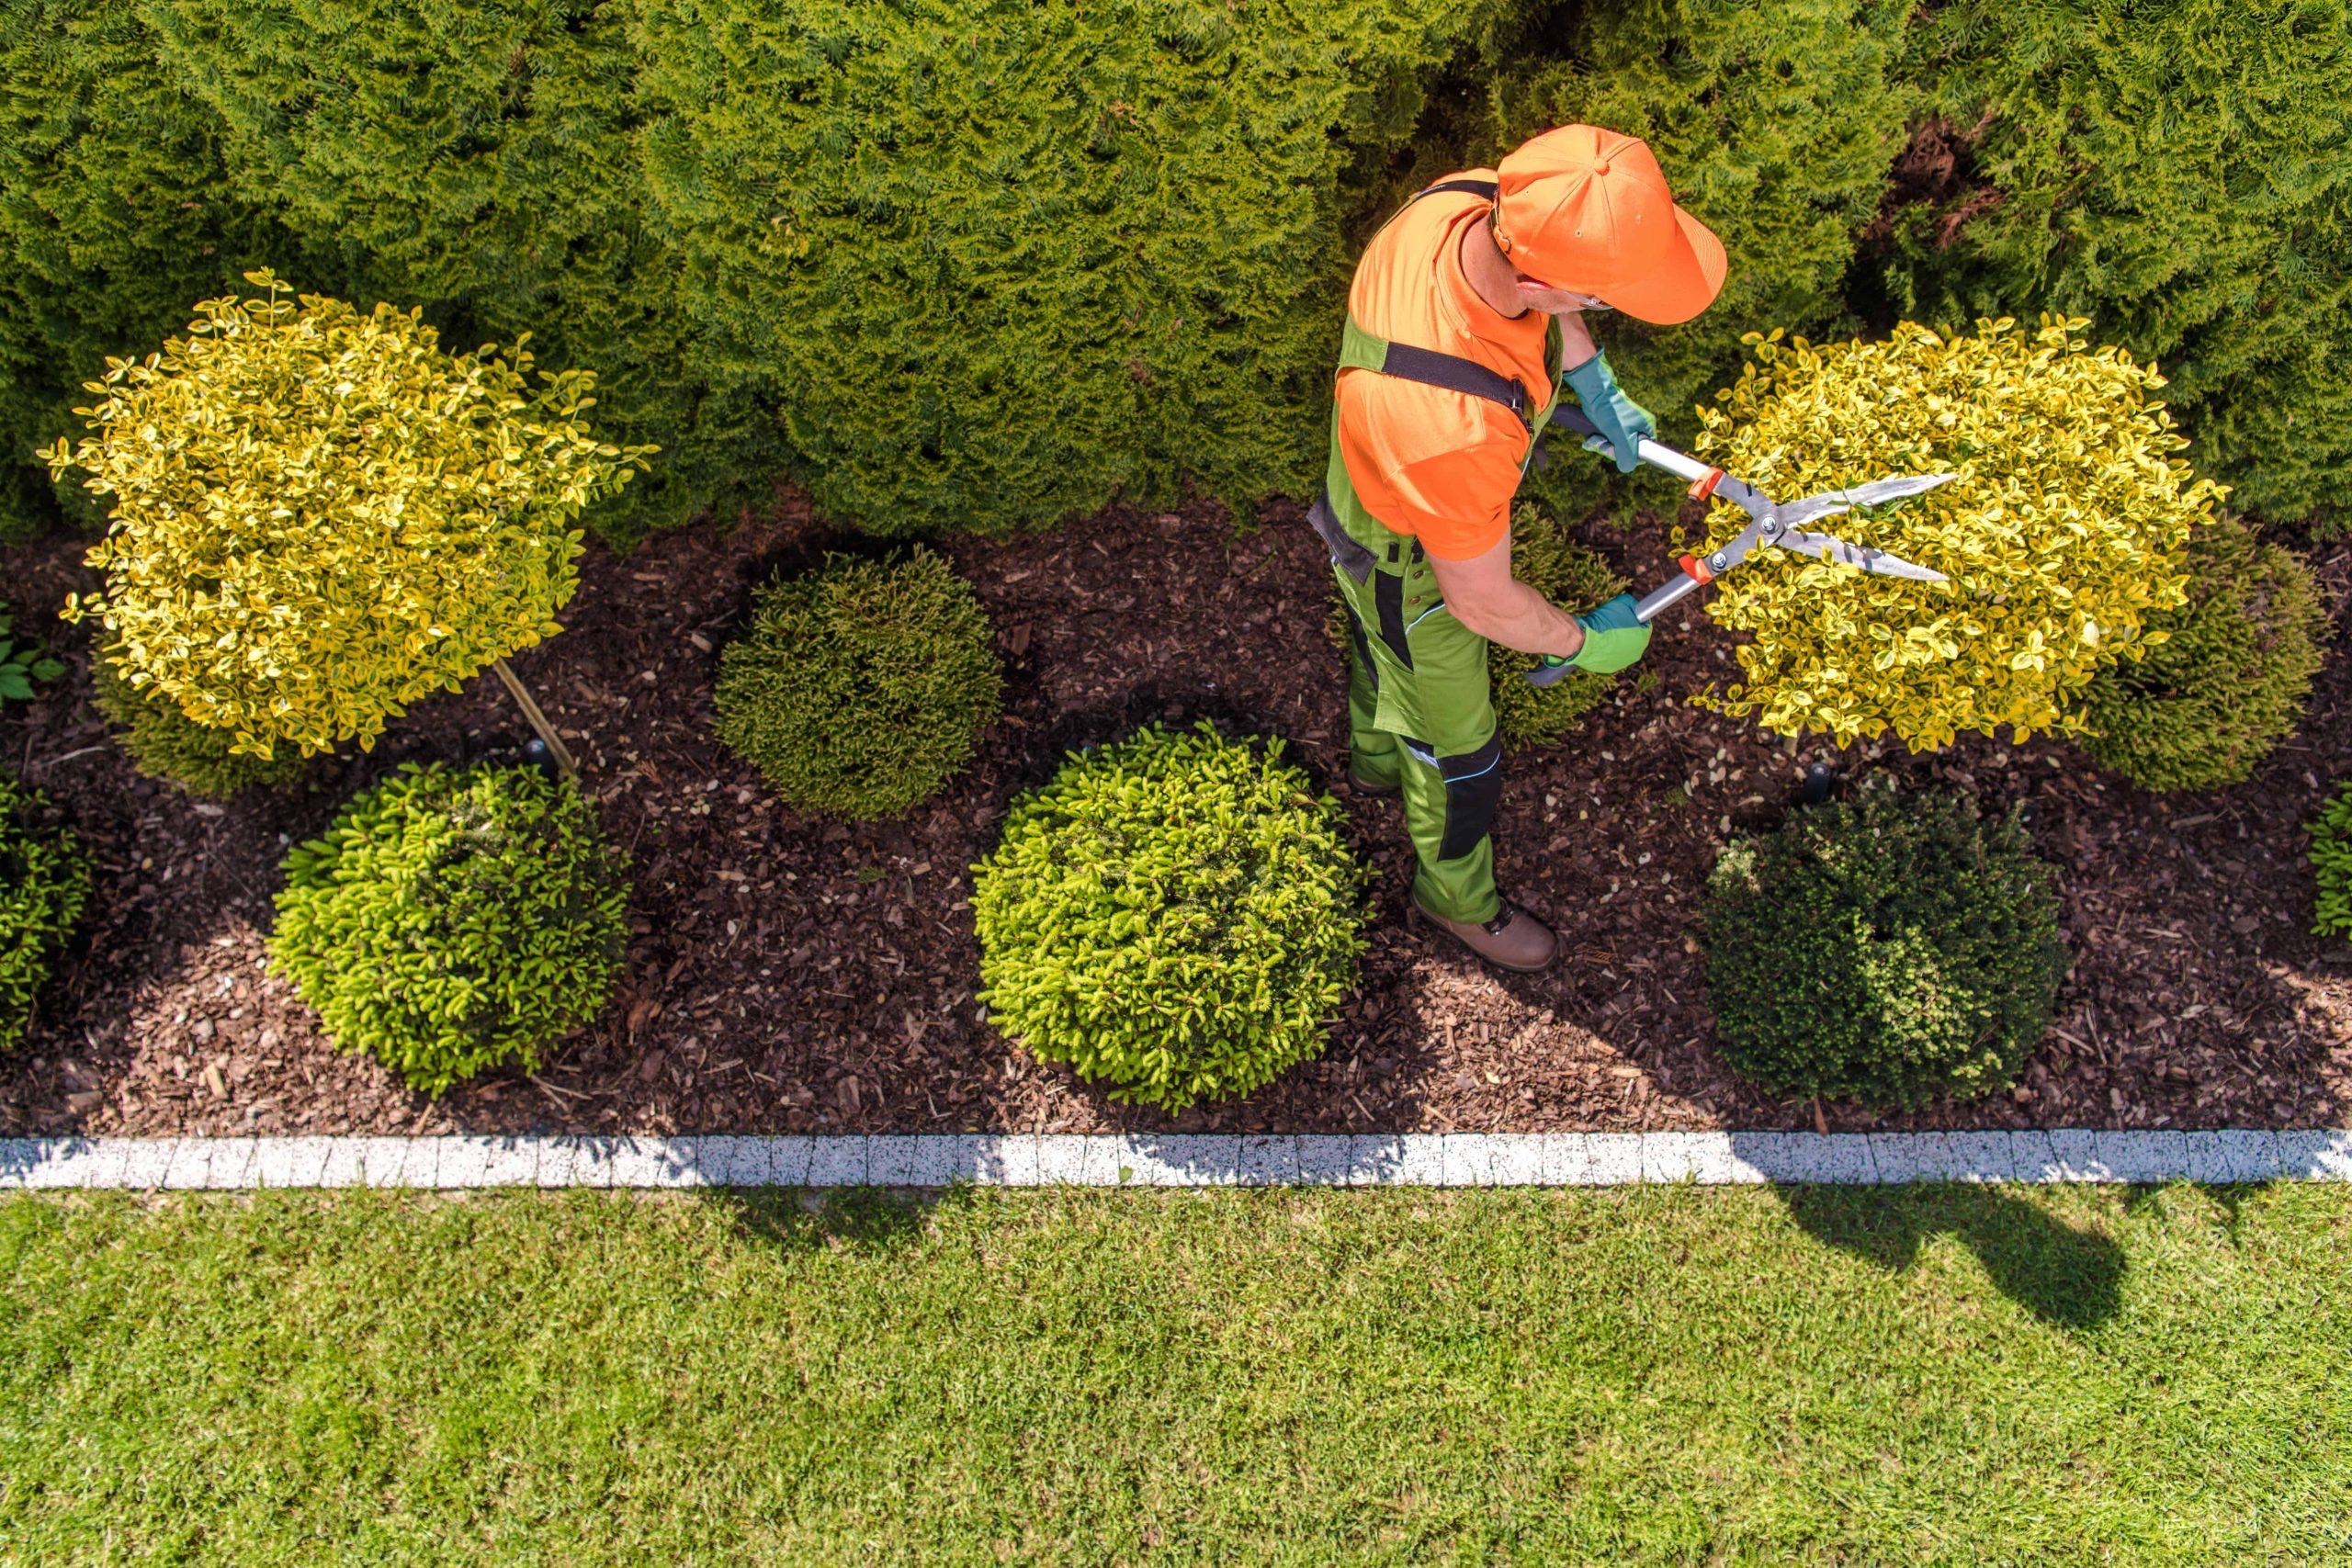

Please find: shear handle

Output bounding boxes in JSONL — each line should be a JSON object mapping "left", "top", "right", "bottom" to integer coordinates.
{"left": 1544, "top": 404, "right": 1718, "bottom": 488}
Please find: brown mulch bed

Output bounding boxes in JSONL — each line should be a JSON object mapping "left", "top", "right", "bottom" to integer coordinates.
{"left": 4, "top": 490, "right": 2347, "bottom": 1140}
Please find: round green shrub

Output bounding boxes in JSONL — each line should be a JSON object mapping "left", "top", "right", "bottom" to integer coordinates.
{"left": 92, "top": 652, "right": 308, "bottom": 799}
{"left": 2074, "top": 516, "right": 2328, "bottom": 791}
{"left": 973, "top": 722, "right": 1368, "bottom": 1113}
{"left": 2312, "top": 779, "right": 2352, "bottom": 942}
{"left": 1702, "top": 783, "right": 2066, "bottom": 1109}
{"left": 715, "top": 549, "right": 1002, "bottom": 819}
{"left": 1490, "top": 504, "right": 1627, "bottom": 752}
{"left": 0, "top": 769, "right": 92, "bottom": 1051}
{"left": 269, "top": 762, "right": 629, "bottom": 1094}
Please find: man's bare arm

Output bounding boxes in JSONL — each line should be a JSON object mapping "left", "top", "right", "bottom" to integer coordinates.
{"left": 1427, "top": 531, "right": 1587, "bottom": 659}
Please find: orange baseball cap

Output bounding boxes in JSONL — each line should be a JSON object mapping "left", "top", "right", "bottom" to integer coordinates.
{"left": 1492, "top": 125, "right": 1726, "bottom": 325}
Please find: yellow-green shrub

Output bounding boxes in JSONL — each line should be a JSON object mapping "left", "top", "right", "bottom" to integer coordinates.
{"left": 91, "top": 652, "right": 308, "bottom": 799}
{"left": 46, "top": 272, "right": 653, "bottom": 761}
{"left": 1687, "top": 317, "right": 2224, "bottom": 750}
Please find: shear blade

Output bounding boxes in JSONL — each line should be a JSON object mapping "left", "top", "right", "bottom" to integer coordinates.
{"left": 1775, "top": 472, "right": 1958, "bottom": 531}
{"left": 1774, "top": 526, "right": 1949, "bottom": 582}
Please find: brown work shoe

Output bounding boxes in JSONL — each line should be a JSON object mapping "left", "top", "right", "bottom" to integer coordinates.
{"left": 1413, "top": 896, "right": 1557, "bottom": 973}
{"left": 1346, "top": 765, "right": 1400, "bottom": 797}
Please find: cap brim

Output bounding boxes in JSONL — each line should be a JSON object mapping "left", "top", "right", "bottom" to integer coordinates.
{"left": 1602, "top": 207, "right": 1726, "bottom": 326}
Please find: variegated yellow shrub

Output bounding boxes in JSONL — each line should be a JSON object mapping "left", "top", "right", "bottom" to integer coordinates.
{"left": 1686, "top": 318, "right": 2223, "bottom": 750}
{"left": 46, "top": 272, "right": 653, "bottom": 759}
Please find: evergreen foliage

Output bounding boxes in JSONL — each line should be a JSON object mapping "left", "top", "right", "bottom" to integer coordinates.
{"left": 90, "top": 652, "right": 309, "bottom": 799}
{"left": 973, "top": 722, "right": 1368, "bottom": 1113}
{"left": 2312, "top": 780, "right": 2352, "bottom": 942}
{"left": 714, "top": 549, "right": 1002, "bottom": 820}
{"left": 269, "top": 761, "right": 629, "bottom": 1093}
{"left": 49, "top": 273, "right": 652, "bottom": 759}
{"left": 1690, "top": 318, "right": 2223, "bottom": 750}
{"left": 1868, "top": 0, "right": 2352, "bottom": 526}
{"left": 0, "top": 0, "right": 291, "bottom": 542}
{"left": 1490, "top": 503, "right": 1623, "bottom": 751}
{"left": 1702, "top": 783, "right": 2065, "bottom": 1109}
{"left": 0, "top": 768, "right": 92, "bottom": 1052}
{"left": 139, "top": 0, "right": 770, "bottom": 547}
{"left": 2074, "top": 516, "right": 2327, "bottom": 793}
{"left": 631, "top": 0, "right": 1487, "bottom": 537}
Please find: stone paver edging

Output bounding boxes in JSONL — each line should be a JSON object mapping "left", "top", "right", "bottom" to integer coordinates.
{"left": 3, "top": 1129, "right": 2349, "bottom": 1190}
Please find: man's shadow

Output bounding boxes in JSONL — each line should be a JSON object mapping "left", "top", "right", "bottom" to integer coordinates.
{"left": 1773, "top": 1183, "right": 2127, "bottom": 1331}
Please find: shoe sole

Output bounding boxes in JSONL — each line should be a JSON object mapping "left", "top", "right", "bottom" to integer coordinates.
{"left": 1346, "top": 774, "right": 1400, "bottom": 797}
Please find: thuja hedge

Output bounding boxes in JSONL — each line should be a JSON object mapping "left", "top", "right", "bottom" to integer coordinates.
{"left": 2, "top": 0, "right": 2346, "bottom": 542}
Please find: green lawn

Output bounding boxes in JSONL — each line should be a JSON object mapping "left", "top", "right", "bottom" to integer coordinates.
{"left": 3, "top": 1183, "right": 2347, "bottom": 1565}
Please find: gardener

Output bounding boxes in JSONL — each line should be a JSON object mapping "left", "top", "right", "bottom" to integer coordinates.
{"left": 1313, "top": 124, "right": 1724, "bottom": 972}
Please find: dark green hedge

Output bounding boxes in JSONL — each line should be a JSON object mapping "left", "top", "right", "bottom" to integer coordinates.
{"left": 0, "top": 0, "right": 2342, "bottom": 546}
{"left": 1863, "top": 0, "right": 2352, "bottom": 528}
{"left": 632, "top": 0, "right": 1487, "bottom": 537}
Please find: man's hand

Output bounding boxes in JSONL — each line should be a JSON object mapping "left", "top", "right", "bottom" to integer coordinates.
{"left": 1562, "top": 350, "right": 1656, "bottom": 473}
{"left": 1530, "top": 594, "right": 1651, "bottom": 683}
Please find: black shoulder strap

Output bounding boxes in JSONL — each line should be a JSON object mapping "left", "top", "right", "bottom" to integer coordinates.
{"left": 1376, "top": 342, "right": 1528, "bottom": 419}
{"left": 1414, "top": 177, "right": 1499, "bottom": 203}
{"left": 1355, "top": 175, "right": 1525, "bottom": 419}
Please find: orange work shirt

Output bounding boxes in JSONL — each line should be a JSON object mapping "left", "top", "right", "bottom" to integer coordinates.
{"left": 1336, "top": 173, "right": 1553, "bottom": 561}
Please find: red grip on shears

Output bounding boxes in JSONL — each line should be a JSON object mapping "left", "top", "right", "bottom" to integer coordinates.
{"left": 1678, "top": 553, "right": 1714, "bottom": 585}
{"left": 1687, "top": 468, "right": 1727, "bottom": 502}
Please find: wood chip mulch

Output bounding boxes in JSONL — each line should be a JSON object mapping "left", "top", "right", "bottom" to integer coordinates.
{"left": 3, "top": 488, "right": 2346, "bottom": 1140}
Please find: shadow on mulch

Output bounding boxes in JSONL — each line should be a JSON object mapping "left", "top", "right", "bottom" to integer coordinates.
{"left": 1774, "top": 1183, "right": 2127, "bottom": 1331}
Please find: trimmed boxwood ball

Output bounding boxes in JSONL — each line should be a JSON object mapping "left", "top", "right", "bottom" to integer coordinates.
{"left": 92, "top": 653, "right": 308, "bottom": 800}
{"left": 715, "top": 549, "right": 1002, "bottom": 819}
{"left": 973, "top": 722, "right": 1368, "bottom": 1113}
{"left": 2074, "top": 516, "right": 2328, "bottom": 792}
{"left": 269, "top": 762, "right": 628, "bottom": 1094}
{"left": 0, "top": 768, "right": 92, "bottom": 1051}
{"left": 1702, "top": 783, "right": 2067, "bottom": 1109}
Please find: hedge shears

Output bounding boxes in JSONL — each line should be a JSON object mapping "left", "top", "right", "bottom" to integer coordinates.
{"left": 1531, "top": 405, "right": 1955, "bottom": 684}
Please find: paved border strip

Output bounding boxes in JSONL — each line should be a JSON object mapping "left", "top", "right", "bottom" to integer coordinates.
{"left": 1, "top": 1130, "right": 2347, "bottom": 1190}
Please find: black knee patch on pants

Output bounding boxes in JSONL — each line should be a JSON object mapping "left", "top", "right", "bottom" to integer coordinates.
{"left": 1373, "top": 570, "right": 1414, "bottom": 668}
{"left": 1411, "top": 730, "right": 1503, "bottom": 862}
{"left": 1340, "top": 600, "right": 1377, "bottom": 690}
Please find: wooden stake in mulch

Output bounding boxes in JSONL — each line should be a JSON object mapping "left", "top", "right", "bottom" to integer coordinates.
{"left": 491, "top": 656, "right": 578, "bottom": 783}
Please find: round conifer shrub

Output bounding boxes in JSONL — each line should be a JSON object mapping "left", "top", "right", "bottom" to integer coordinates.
{"left": 2073, "top": 516, "right": 2327, "bottom": 792}
{"left": 1490, "top": 504, "right": 1627, "bottom": 752}
{"left": 1702, "top": 783, "right": 2067, "bottom": 1108}
{"left": 715, "top": 549, "right": 1002, "bottom": 819}
{"left": 0, "top": 769, "right": 92, "bottom": 1052}
{"left": 973, "top": 722, "right": 1368, "bottom": 1113}
{"left": 269, "top": 762, "right": 629, "bottom": 1093}
{"left": 91, "top": 653, "right": 308, "bottom": 799}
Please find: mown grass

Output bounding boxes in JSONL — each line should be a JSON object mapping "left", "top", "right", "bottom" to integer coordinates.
{"left": 3, "top": 1182, "right": 2347, "bottom": 1564}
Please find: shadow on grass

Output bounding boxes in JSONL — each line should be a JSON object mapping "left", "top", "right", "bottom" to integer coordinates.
{"left": 703, "top": 1182, "right": 974, "bottom": 1258}
{"left": 1775, "top": 1183, "right": 2126, "bottom": 1331}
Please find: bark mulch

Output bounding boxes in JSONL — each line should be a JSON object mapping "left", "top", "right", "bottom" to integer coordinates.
{"left": 4, "top": 491, "right": 2346, "bottom": 1140}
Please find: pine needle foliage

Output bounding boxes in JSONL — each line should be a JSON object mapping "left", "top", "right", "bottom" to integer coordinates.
{"left": 1490, "top": 504, "right": 1624, "bottom": 751}
{"left": 714, "top": 549, "right": 1002, "bottom": 820}
{"left": 138, "top": 0, "right": 768, "bottom": 547}
{"left": 2311, "top": 780, "right": 2352, "bottom": 942}
{"left": 90, "top": 651, "right": 309, "bottom": 800}
{"left": 269, "top": 761, "right": 629, "bottom": 1093}
{"left": 973, "top": 722, "right": 1369, "bottom": 1113}
{"left": 630, "top": 0, "right": 1487, "bottom": 537}
{"left": 1689, "top": 318, "right": 2224, "bottom": 750}
{"left": 48, "top": 273, "right": 654, "bottom": 761}
{"left": 1870, "top": 0, "right": 2352, "bottom": 526}
{"left": 0, "top": 768, "right": 92, "bottom": 1052}
{"left": 2074, "top": 516, "right": 2327, "bottom": 793}
{"left": 0, "top": 0, "right": 293, "bottom": 543}
{"left": 1702, "top": 782, "right": 2065, "bottom": 1109}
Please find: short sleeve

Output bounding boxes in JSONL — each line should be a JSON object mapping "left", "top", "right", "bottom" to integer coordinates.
{"left": 1336, "top": 373, "right": 1527, "bottom": 560}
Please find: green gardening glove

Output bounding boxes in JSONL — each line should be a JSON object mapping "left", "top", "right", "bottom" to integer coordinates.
{"left": 1561, "top": 349, "right": 1656, "bottom": 474}
{"left": 1530, "top": 594, "right": 1652, "bottom": 685}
